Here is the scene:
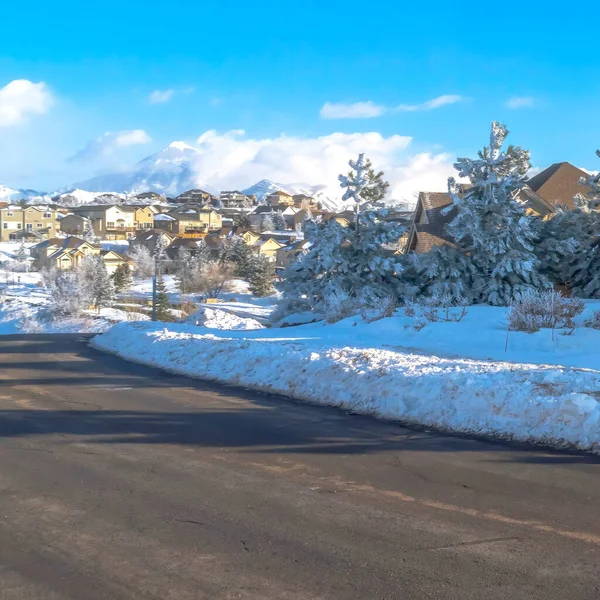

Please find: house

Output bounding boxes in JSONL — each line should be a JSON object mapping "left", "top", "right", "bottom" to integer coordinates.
{"left": 249, "top": 205, "right": 295, "bottom": 230}
{"left": 525, "top": 162, "right": 591, "bottom": 210}
{"left": 154, "top": 209, "right": 222, "bottom": 236}
{"left": 134, "top": 191, "right": 167, "bottom": 203}
{"left": 30, "top": 237, "right": 100, "bottom": 271}
{"left": 59, "top": 213, "right": 92, "bottom": 236}
{"left": 219, "top": 191, "right": 254, "bottom": 208}
{"left": 251, "top": 237, "right": 285, "bottom": 261}
{"left": 292, "top": 194, "right": 315, "bottom": 210}
{"left": 174, "top": 189, "right": 218, "bottom": 205}
{"left": 99, "top": 249, "right": 133, "bottom": 274}
{"left": 0, "top": 205, "right": 60, "bottom": 241}
{"left": 128, "top": 229, "right": 176, "bottom": 254}
{"left": 122, "top": 205, "right": 157, "bottom": 230}
{"left": 405, "top": 186, "right": 555, "bottom": 254}
{"left": 72, "top": 205, "right": 137, "bottom": 240}
{"left": 266, "top": 190, "right": 294, "bottom": 207}
{"left": 276, "top": 239, "right": 311, "bottom": 268}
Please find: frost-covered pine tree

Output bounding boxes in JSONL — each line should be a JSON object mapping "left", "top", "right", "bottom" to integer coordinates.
{"left": 271, "top": 211, "right": 287, "bottom": 231}
{"left": 411, "top": 245, "right": 478, "bottom": 301}
{"left": 15, "top": 240, "right": 28, "bottom": 267}
{"left": 339, "top": 155, "right": 390, "bottom": 231}
{"left": 446, "top": 122, "right": 550, "bottom": 306}
{"left": 78, "top": 254, "right": 115, "bottom": 310}
{"left": 261, "top": 213, "right": 275, "bottom": 232}
{"left": 279, "top": 208, "right": 406, "bottom": 314}
{"left": 567, "top": 150, "right": 600, "bottom": 296}
{"left": 47, "top": 271, "right": 87, "bottom": 317}
{"left": 82, "top": 218, "right": 97, "bottom": 243}
{"left": 153, "top": 232, "right": 169, "bottom": 260}
{"left": 247, "top": 254, "right": 275, "bottom": 297}
{"left": 129, "top": 245, "right": 155, "bottom": 279}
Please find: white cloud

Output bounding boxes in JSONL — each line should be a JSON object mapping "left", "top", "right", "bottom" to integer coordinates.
{"left": 320, "top": 101, "right": 386, "bottom": 119}
{"left": 397, "top": 94, "right": 464, "bottom": 112}
{"left": 0, "top": 79, "right": 54, "bottom": 127}
{"left": 69, "top": 129, "right": 152, "bottom": 163}
{"left": 187, "top": 129, "right": 454, "bottom": 203}
{"left": 506, "top": 96, "right": 535, "bottom": 109}
{"left": 321, "top": 95, "right": 464, "bottom": 119}
{"left": 148, "top": 89, "right": 175, "bottom": 104}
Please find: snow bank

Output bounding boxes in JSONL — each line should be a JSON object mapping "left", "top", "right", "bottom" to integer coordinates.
{"left": 92, "top": 321, "right": 600, "bottom": 453}
{"left": 186, "top": 306, "right": 263, "bottom": 330}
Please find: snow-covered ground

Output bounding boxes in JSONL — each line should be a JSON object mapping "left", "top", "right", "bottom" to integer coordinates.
{"left": 93, "top": 304, "right": 600, "bottom": 453}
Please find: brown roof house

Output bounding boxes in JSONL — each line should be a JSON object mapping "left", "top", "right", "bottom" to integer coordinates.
{"left": 525, "top": 162, "right": 591, "bottom": 210}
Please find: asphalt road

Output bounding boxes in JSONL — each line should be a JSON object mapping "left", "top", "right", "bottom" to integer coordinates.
{"left": 0, "top": 334, "right": 599, "bottom": 599}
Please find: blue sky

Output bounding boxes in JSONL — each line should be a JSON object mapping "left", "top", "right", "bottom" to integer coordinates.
{"left": 1, "top": 0, "right": 600, "bottom": 196}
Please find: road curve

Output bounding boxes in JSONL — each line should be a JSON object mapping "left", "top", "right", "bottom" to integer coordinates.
{"left": 0, "top": 333, "right": 599, "bottom": 599}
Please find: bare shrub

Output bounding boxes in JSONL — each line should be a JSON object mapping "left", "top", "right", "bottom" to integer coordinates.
{"left": 324, "top": 289, "right": 360, "bottom": 324}
{"left": 403, "top": 293, "right": 468, "bottom": 330}
{"left": 508, "top": 290, "right": 584, "bottom": 334}
{"left": 359, "top": 289, "right": 398, "bottom": 323}
{"left": 584, "top": 310, "right": 600, "bottom": 329}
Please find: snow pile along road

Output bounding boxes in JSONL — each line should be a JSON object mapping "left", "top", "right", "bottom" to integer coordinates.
{"left": 186, "top": 306, "right": 263, "bottom": 330}
{"left": 92, "top": 322, "right": 600, "bottom": 453}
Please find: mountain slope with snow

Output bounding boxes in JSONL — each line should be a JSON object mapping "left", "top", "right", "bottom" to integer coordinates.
{"left": 242, "top": 179, "right": 346, "bottom": 211}
{"left": 0, "top": 184, "right": 47, "bottom": 202}
{"left": 67, "top": 142, "right": 216, "bottom": 198}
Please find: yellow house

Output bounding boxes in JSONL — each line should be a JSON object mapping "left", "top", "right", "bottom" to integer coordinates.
{"left": 0, "top": 205, "right": 60, "bottom": 241}
{"left": 130, "top": 206, "right": 157, "bottom": 230}
{"left": 240, "top": 230, "right": 260, "bottom": 246}
{"left": 267, "top": 191, "right": 294, "bottom": 207}
{"left": 252, "top": 237, "right": 285, "bottom": 261}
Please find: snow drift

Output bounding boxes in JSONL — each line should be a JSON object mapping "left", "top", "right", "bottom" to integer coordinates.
{"left": 92, "top": 321, "right": 600, "bottom": 453}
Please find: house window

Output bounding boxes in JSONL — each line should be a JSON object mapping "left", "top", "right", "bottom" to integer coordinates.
{"left": 37, "top": 223, "right": 43, "bottom": 228}
{"left": 26, "top": 224, "right": 33, "bottom": 231}
{"left": 17, "top": 224, "right": 21, "bottom": 229}
{"left": 9, "top": 234, "right": 16, "bottom": 241}
{"left": 147, "top": 213, "right": 152, "bottom": 217}
{"left": 107, "top": 222, "right": 114, "bottom": 228}
{"left": 7, "top": 212, "right": 13, "bottom": 217}
{"left": 43, "top": 213, "right": 52, "bottom": 218}
{"left": 2, "top": 223, "right": 6, "bottom": 229}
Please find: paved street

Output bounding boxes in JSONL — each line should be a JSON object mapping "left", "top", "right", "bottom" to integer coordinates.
{"left": 0, "top": 334, "right": 599, "bottom": 599}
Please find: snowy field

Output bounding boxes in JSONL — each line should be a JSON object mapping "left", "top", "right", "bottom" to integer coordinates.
{"left": 93, "top": 305, "right": 600, "bottom": 453}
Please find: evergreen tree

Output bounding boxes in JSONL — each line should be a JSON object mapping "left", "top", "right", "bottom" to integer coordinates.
{"left": 234, "top": 212, "right": 252, "bottom": 228}
{"left": 446, "top": 121, "right": 550, "bottom": 305}
{"left": 129, "top": 245, "right": 155, "bottom": 279}
{"left": 79, "top": 255, "right": 115, "bottom": 310}
{"left": 339, "top": 154, "right": 390, "bottom": 231}
{"left": 261, "top": 214, "right": 275, "bottom": 232}
{"left": 248, "top": 255, "right": 275, "bottom": 297}
{"left": 280, "top": 208, "right": 406, "bottom": 313}
{"left": 221, "top": 236, "right": 254, "bottom": 278}
{"left": 565, "top": 150, "right": 600, "bottom": 296}
{"left": 271, "top": 211, "right": 287, "bottom": 231}
{"left": 112, "top": 263, "right": 132, "bottom": 292}
{"left": 153, "top": 274, "right": 171, "bottom": 321}
{"left": 15, "top": 240, "right": 28, "bottom": 265}
{"left": 153, "top": 233, "right": 169, "bottom": 260}
{"left": 82, "top": 218, "right": 97, "bottom": 242}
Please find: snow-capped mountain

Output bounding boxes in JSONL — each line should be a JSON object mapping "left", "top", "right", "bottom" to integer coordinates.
{"left": 64, "top": 141, "right": 216, "bottom": 198}
{"left": 242, "top": 179, "right": 346, "bottom": 211}
{"left": 0, "top": 184, "right": 47, "bottom": 202}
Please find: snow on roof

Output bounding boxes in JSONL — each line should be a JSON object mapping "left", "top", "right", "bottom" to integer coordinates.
{"left": 154, "top": 214, "right": 176, "bottom": 221}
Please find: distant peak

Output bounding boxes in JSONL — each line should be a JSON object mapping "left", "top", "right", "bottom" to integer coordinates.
{"left": 165, "top": 141, "right": 196, "bottom": 152}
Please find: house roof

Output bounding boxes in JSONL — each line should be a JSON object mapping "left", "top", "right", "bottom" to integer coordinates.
{"left": 525, "top": 162, "right": 590, "bottom": 209}
{"left": 267, "top": 190, "right": 292, "bottom": 197}
{"left": 34, "top": 236, "right": 98, "bottom": 251}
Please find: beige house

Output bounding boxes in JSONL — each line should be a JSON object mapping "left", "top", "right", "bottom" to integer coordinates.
{"left": 154, "top": 208, "right": 222, "bottom": 236}
{"left": 31, "top": 236, "right": 130, "bottom": 274}
{"left": 73, "top": 205, "right": 138, "bottom": 240}
{"left": 276, "top": 239, "right": 310, "bottom": 268}
{"left": 0, "top": 205, "right": 60, "bottom": 241}
{"left": 267, "top": 191, "right": 294, "bottom": 207}
{"left": 252, "top": 237, "right": 285, "bottom": 261}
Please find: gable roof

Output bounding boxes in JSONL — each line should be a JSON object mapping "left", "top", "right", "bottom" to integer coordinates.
{"left": 33, "top": 236, "right": 98, "bottom": 251}
{"left": 525, "top": 162, "right": 590, "bottom": 210}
